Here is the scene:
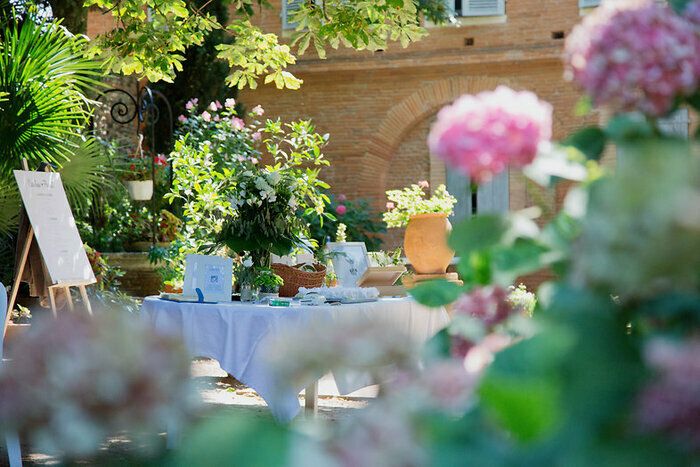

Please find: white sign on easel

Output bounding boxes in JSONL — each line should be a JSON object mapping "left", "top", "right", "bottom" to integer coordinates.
{"left": 4, "top": 170, "right": 96, "bottom": 336}
{"left": 14, "top": 170, "right": 95, "bottom": 284}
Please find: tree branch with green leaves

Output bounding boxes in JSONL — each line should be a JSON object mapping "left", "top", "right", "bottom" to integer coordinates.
{"left": 81, "top": 0, "right": 449, "bottom": 89}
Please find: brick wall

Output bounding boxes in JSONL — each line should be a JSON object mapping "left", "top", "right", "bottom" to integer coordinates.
{"left": 239, "top": 1, "right": 600, "bottom": 212}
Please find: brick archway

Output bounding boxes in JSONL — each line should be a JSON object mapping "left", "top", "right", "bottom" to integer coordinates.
{"left": 357, "top": 76, "right": 515, "bottom": 202}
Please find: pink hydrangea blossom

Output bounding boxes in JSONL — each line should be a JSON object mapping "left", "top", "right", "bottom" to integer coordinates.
{"left": 453, "top": 286, "right": 513, "bottom": 327}
{"left": 386, "top": 201, "right": 395, "bottom": 210}
{"left": 231, "top": 117, "right": 245, "bottom": 131}
{"left": 451, "top": 287, "right": 515, "bottom": 359}
{"left": 177, "top": 114, "right": 187, "bottom": 123}
{"left": 252, "top": 131, "right": 262, "bottom": 142}
{"left": 428, "top": 86, "right": 552, "bottom": 183}
{"left": 209, "top": 101, "right": 218, "bottom": 112}
{"left": 684, "top": 0, "right": 700, "bottom": 28}
{"left": 251, "top": 158, "right": 258, "bottom": 165}
{"left": 252, "top": 105, "right": 265, "bottom": 116}
{"left": 636, "top": 338, "right": 700, "bottom": 452}
{"left": 225, "top": 98, "right": 236, "bottom": 108}
{"left": 336, "top": 204, "right": 347, "bottom": 215}
{"left": 564, "top": 1, "right": 700, "bottom": 117}
{"left": 418, "top": 180, "right": 429, "bottom": 189}
{"left": 185, "top": 98, "right": 198, "bottom": 110}
{"left": 201, "top": 111, "right": 211, "bottom": 122}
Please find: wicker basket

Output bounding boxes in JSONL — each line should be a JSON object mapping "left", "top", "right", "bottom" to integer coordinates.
{"left": 272, "top": 263, "right": 327, "bottom": 297}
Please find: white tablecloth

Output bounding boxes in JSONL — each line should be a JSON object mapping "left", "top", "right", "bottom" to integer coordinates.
{"left": 141, "top": 297, "right": 450, "bottom": 422}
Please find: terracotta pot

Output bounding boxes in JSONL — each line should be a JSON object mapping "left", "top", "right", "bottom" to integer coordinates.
{"left": 5, "top": 323, "right": 30, "bottom": 342}
{"left": 162, "top": 284, "right": 183, "bottom": 294}
{"left": 126, "top": 180, "right": 154, "bottom": 201}
{"left": 403, "top": 213, "right": 454, "bottom": 275}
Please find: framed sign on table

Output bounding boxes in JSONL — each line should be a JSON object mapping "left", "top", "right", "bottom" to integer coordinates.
{"left": 183, "top": 254, "right": 233, "bottom": 302}
{"left": 326, "top": 242, "right": 369, "bottom": 287}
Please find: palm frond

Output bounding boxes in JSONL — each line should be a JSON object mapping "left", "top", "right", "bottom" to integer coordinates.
{"left": 0, "top": 18, "right": 103, "bottom": 175}
{"left": 0, "top": 175, "right": 20, "bottom": 236}
{"left": 60, "top": 136, "right": 119, "bottom": 214}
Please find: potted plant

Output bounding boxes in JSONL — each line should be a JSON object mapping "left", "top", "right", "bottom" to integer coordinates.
{"left": 253, "top": 268, "right": 284, "bottom": 300}
{"left": 383, "top": 181, "right": 457, "bottom": 275}
{"left": 123, "top": 152, "right": 153, "bottom": 201}
{"left": 121, "top": 135, "right": 156, "bottom": 201}
{"left": 124, "top": 207, "right": 153, "bottom": 252}
{"left": 6, "top": 304, "right": 31, "bottom": 342}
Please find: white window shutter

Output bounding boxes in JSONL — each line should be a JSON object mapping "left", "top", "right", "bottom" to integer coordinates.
{"left": 445, "top": 168, "right": 509, "bottom": 223}
{"left": 658, "top": 108, "right": 690, "bottom": 139}
{"left": 476, "top": 170, "right": 509, "bottom": 214}
{"left": 444, "top": 0, "right": 457, "bottom": 16}
{"left": 282, "top": 0, "right": 303, "bottom": 30}
{"left": 462, "top": 0, "right": 505, "bottom": 16}
{"left": 446, "top": 167, "right": 472, "bottom": 223}
{"left": 579, "top": 0, "right": 601, "bottom": 7}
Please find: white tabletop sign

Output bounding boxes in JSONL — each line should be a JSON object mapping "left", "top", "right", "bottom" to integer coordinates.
{"left": 14, "top": 170, "right": 95, "bottom": 285}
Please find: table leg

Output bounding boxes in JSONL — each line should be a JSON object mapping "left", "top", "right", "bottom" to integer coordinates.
{"left": 304, "top": 380, "right": 318, "bottom": 416}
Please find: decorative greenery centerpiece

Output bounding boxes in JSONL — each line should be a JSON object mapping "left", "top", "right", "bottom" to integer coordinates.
{"left": 163, "top": 99, "right": 331, "bottom": 284}
{"left": 382, "top": 181, "right": 457, "bottom": 228}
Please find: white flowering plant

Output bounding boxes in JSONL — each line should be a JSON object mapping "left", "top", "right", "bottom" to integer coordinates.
{"left": 161, "top": 100, "right": 331, "bottom": 283}
{"left": 216, "top": 120, "right": 331, "bottom": 265}
{"left": 382, "top": 182, "right": 457, "bottom": 228}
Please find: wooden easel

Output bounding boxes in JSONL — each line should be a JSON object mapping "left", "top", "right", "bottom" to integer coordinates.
{"left": 2, "top": 162, "right": 94, "bottom": 339}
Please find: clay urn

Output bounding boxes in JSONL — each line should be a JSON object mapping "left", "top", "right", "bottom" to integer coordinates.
{"left": 403, "top": 213, "right": 454, "bottom": 275}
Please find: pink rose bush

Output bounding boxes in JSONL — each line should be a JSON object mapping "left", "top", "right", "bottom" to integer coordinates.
{"left": 428, "top": 86, "right": 552, "bottom": 183}
{"left": 565, "top": 0, "right": 700, "bottom": 117}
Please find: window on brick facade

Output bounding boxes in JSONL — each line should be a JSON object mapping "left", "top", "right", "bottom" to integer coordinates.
{"left": 658, "top": 108, "right": 690, "bottom": 138}
{"left": 446, "top": 0, "right": 506, "bottom": 17}
{"left": 447, "top": 169, "right": 509, "bottom": 223}
{"left": 281, "top": 0, "right": 303, "bottom": 30}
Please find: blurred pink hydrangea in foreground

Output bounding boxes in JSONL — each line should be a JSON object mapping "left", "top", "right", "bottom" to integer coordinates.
{"left": 636, "top": 338, "right": 700, "bottom": 453}
{"left": 0, "top": 312, "right": 196, "bottom": 457}
{"left": 428, "top": 86, "right": 552, "bottom": 183}
{"left": 564, "top": 0, "right": 700, "bottom": 117}
{"left": 450, "top": 286, "right": 516, "bottom": 359}
{"left": 685, "top": 0, "right": 700, "bottom": 27}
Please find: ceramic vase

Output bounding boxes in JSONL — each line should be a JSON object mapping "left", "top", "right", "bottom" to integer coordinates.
{"left": 403, "top": 213, "right": 454, "bottom": 275}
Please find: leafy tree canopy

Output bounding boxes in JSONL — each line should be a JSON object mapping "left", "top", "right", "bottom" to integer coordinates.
{"left": 37, "top": 0, "right": 450, "bottom": 89}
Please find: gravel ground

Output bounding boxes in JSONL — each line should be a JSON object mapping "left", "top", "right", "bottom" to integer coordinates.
{"left": 2, "top": 358, "right": 371, "bottom": 466}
